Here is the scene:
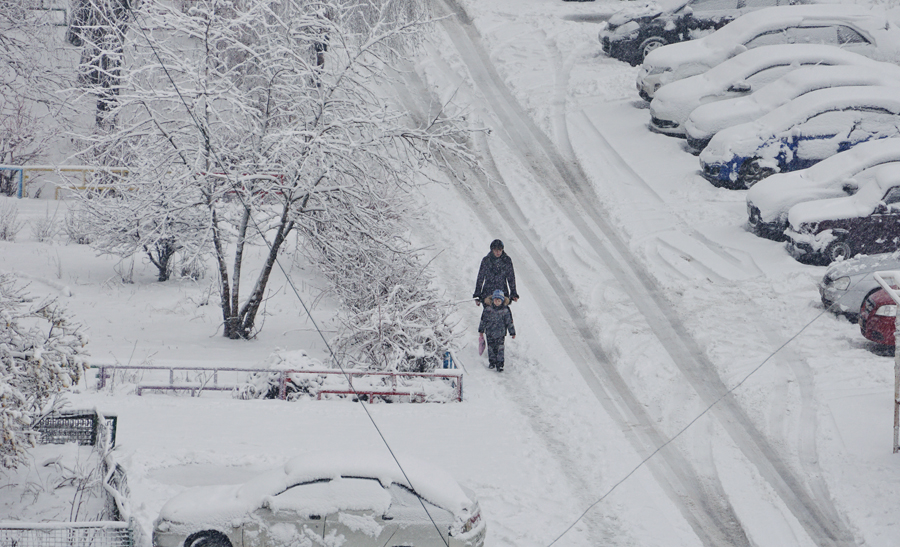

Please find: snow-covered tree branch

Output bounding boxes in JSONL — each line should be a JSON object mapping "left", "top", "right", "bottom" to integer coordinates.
{"left": 72, "top": 0, "right": 480, "bottom": 340}
{"left": 0, "top": 275, "right": 88, "bottom": 471}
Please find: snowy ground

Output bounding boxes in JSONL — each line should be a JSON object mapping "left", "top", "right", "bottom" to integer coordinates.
{"left": 3, "top": 0, "right": 900, "bottom": 546}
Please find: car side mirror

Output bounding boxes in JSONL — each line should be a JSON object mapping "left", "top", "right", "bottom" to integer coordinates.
{"left": 683, "top": 6, "right": 693, "bottom": 15}
{"left": 876, "top": 203, "right": 888, "bottom": 214}
{"left": 842, "top": 182, "right": 859, "bottom": 195}
{"left": 732, "top": 44, "right": 748, "bottom": 56}
{"left": 727, "top": 81, "right": 751, "bottom": 93}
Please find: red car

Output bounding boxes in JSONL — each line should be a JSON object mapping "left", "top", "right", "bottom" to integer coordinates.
{"left": 859, "top": 288, "right": 899, "bottom": 346}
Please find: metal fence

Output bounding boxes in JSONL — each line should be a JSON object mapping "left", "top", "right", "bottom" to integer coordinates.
{"left": 0, "top": 521, "right": 134, "bottom": 547}
{"left": 34, "top": 410, "right": 117, "bottom": 448}
{"left": 95, "top": 364, "right": 464, "bottom": 403}
{"left": 0, "top": 410, "right": 140, "bottom": 547}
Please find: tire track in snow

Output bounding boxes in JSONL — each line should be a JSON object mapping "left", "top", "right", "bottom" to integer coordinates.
{"left": 431, "top": 0, "right": 856, "bottom": 545}
{"left": 420, "top": 4, "right": 751, "bottom": 545}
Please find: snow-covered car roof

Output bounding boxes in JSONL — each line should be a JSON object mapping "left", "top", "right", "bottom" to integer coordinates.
{"left": 685, "top": 58, "right": 900, "bottom": 141}
{"left": 643, "top": 4, "right": 900, "bottom": 72}
{"left": 700, "top": 85, "right": 900, "bottom": 165}
{"left": 608, "top": 0, "right": 690, "bottom": 26}
{"left": 651, "top": 44, "right": 885, "bottom": 126}
{"left": 788, "top": 163, "right": 900, "bottom": 226}
{"left": 747, "top": 138, "right": 900, "bottom": 221}
{"left": 157, "top": 451, "right": 475, "bottom": 526}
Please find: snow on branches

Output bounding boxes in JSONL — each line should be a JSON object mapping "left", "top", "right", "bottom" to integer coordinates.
{"left": 72, "top": 0, "right": 479, "bottom": 340}
{"left": 0, "top": 275, "right": 88, "bottom": 471}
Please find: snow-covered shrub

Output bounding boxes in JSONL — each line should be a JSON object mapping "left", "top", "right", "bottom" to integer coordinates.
{"left": 0, "top": 199, "right": 24, "bottom": 241}
{"left": 0, "top": 275, "right": 88, "bottom": 471}
{"left": 30, "top": 204, "right": 61, "bottom": 243}
{"left": 300, "top": 190, "right": 460, "bottom": 373}
{"left": 235, "top": 349, "right": 326, "bottom": 400}
{"left": 64, "top": 206, "right": 94, "bottom": 245}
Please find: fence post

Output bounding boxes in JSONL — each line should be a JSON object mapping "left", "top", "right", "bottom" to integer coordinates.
{"left": 278, "top": 371, "right": 287, "bottom": 400}
{"left": 874, "top": 271, "right": 900, "bottom": 453}
{"left": 16, "top": 168, "right": 23, "bottom": 199}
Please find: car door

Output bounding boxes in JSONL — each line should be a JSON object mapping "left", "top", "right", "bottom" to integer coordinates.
{"left": 242, "top": 481, "right": 328, "bottom": 547}
{"left": 872, "top": 186, "right": 900, "bottom": 253}
{"left": 320, "top": 478, "right": 398, "bottom": 546}
{"left": 787, "top": 110, "right": 856, "bottom": 169}
{"left": 843, "top": 109, "right": 900, "bottom": 150}
{"left": 381, "top": 484, "right": 454, "bottom": 547}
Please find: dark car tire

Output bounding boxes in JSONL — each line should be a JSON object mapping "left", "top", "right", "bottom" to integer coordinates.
{"left": 640, "top": 37, "right": 667, "bottom": 60}
{"left": 184, "top": 531, "right": 232, "bottom": 547}
{"left": 738, "top": 158, "right": 774, "bottom": 188}
{"left": 824, "top": 240, "right": 853, "bottom": 264}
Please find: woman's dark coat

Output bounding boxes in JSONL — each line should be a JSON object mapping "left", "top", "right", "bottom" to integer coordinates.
{"left": 473, "top": 251, "right": 518, "bottom": 301}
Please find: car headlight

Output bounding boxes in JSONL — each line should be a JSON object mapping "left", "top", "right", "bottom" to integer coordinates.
{"left": 876, "top": 304, "right": 897, "bottom": 317}
{"left": 829, "top": 276, "right": 851, "bottom": 291}
{"left": 648, "top": 66, "right": 671, "bottom": 76}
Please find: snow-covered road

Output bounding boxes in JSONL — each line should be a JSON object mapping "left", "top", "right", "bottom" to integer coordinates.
{"left": 33, "top": 0, "right": 900, "bottom": 546}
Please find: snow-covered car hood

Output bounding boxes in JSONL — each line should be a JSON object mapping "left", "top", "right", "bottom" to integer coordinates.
{"left": 747, "top": 138, "right": 900, "bottom": 221}
{"left": 685, "top": 58, "right": 899, "bottom": 141}
{"left": 824, "top": 251, "right": 900, "bottom": 281}
{"left": 788, "top": 164, "right": 900, "bottom": 227}
{"left": 642, "top": 4, "right": 899, "bottom": 79}
{"left": 700, "top": 85, "right": 900, "bottom": 166}
{"left": 651, "top": 44, "right": 883, "bottom": 126}
{"left": 156, "top": 451, "right": 478, "bottom": 527}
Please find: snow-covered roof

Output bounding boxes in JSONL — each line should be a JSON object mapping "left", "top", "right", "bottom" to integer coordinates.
{"left": 651, "top": 44, "right": 884, "bottom": 125}
{"left": 608, "top": 0, "right": 690, "bottom": 26}
{"left": 685, "top": 59, "right": 900, "bottom": 140}
{"left": 157, "top": 451, "right": 475, "bottom": 526}
{"left": 789, "top": 162, "right": 900, "bottom": 226}
{"left": 643, "top": 4, "right": 898, "bottom": 71}
{"left": 748, "top": 138, "right": 900, "bottom": 221}
{"left": 701, "top": 85, "right": 900, "bottom": 164}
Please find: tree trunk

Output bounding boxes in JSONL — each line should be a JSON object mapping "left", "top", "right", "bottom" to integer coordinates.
{"left": 235, "top": 209, "right": 294, "bottom": 339}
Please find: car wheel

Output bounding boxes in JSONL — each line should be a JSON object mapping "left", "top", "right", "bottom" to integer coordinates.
{"left": 184, "top": 531, "right": 232, "bottom": 547}
{"left": 738, "top": 159, "right": 774, "bottom": 188}
{"left": 824, "top": 240, "right": 852, "bottom": 264}
{"left": 640, "top": 37, "right": 666, "bottom": 60}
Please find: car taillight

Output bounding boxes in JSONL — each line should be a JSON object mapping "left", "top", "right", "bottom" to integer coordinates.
{"left": 876, "top": 304, "right": 898, "bottom": 317}
{"left": 464, "top": 510, "right": 481, "bottom": 533}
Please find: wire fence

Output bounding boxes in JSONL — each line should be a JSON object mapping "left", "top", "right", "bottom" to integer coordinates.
{"left": 0, "top": 410, "right": 141, "bottom": 547}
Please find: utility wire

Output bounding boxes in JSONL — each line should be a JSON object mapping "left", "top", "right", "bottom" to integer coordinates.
{"left": 120, "top": 4, "right": 451, "bottom": 545}
{"left": 547, "top": 272, "right": 875, "bottom": 546}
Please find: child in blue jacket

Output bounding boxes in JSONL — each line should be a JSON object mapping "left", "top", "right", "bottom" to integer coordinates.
{"left": 478, "top": 289, "right": 516, "bottom": 371}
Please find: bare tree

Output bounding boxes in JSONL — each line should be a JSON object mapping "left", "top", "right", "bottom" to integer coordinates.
{"left": 0, "top": 0, "right": 77, "bottom": 193}
{"left": 76, "top": 0, "right": 478, "bottom": 340}
{"left": 0, "top": 275, "right": 87, "bottom": 471}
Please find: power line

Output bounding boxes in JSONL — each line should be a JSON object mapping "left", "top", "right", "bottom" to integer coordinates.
{"left": 118, "top": 3, "right": 451, "bottom": 545}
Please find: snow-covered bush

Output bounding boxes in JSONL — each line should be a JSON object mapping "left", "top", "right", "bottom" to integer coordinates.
{"left": 30, "top": 204, "right": 61, "bottom": 243}
{"left": 300, "top": 190, "right": 460, "bottom": 373}
{"left": 0, "top": 200, "right": 24, "bottom": 241}
{"left": 0, "top": 275, "right": 88, "bottom": 471}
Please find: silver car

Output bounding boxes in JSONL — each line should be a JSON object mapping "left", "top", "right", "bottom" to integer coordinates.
{"left": 152, "top": 452, "right": 486, "bottom": 547}
{"left": 819, "top": 252, "right": 900, "bottom": 320}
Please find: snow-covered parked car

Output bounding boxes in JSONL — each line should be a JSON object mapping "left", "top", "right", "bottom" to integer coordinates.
{"left": 636, "top": 4, "right": 900, "bottom": 101}
{"left": 685, "top": 61, "right": 900, "bottom": 152}
{"left": 699, "top": 86, "right": 900, "bottom": 189}
{"left": 785, "top": 163, "right": 900, "bottom": 264}
{"left": 819, "top": 252, "right": 900, "bottom": 320}
{"left": 746, "top": 138, "right": 900, "bottom": 240}
{"left": 599, "top": 0, "right": 789, "bottom": 67}
{"left": 152, "top": 451, "right": 486, "bottom": 547}
{"left": 859, "top": 287, "right": 898, "bottom": 347}
{"left": 649, "top": 43, "right": 880, "bottom": 137}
